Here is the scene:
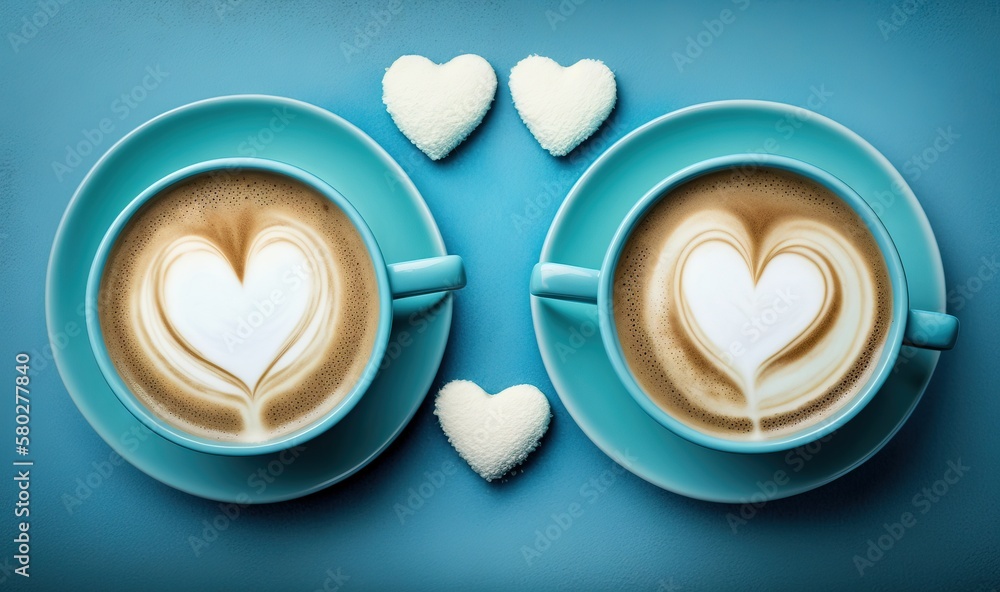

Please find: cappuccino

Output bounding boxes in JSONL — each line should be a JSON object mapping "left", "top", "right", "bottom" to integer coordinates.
{"left": 98, "top": 170, "right": 381, "bottom": 443}
{"left": 613, "top": 167, "right": 892, "bottom": 441}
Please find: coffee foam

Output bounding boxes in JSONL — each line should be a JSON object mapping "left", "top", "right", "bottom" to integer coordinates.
{"left": 613, "top": 167, "right": 892, "bottom": 441}
{"left": 99, "top": 170, "right": 381, "bottom": 443}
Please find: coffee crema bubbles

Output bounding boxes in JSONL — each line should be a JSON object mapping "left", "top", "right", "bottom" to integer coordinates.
{"left": 98, "top": 170, "right": 381, "bottom": 443}
{"left": 613, "top": 167, "right": 893, "bottom": 441}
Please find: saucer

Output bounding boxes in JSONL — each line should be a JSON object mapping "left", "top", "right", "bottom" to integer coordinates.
{"left": 530, "top": 100, "right": 946, "bottom": 503}
{"left": 47, "top": 95, "right": 455, "bottom": 502}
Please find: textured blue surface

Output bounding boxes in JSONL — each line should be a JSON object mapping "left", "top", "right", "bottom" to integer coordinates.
{"left": 1, "top": 1, "right": 998, "bottom": 590}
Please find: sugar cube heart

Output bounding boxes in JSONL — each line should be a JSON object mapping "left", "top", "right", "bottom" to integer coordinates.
{"left": 434, "top": 380, "right": 551, "bottom": 482}
{"left": 509, "top": 55, "right": 616, "bottom": 156}
{"left": 382, "top": 54, "right": 497, "bottom": 160}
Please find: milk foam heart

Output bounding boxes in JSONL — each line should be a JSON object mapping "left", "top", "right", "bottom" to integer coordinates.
{"left": 136, "top": 219, "right": 343, "bottom": 431}
{"left": 614, "top": 168, "right": 894, "bottom": 440}
{"left": 434, "top": 380, "right": 551, "bottom": 482}
{"left": 160, "top": 235, "right": 313, "bottom": 395}
{"left": 509, "top": 56, "right": 616, "bottom": 156}
{"left": 644, "top": 212, "right": 876, "bottom": 427}
{"left": 382, "top": 54, "right": 497, "bottom": 160}
{"left": 99, "top": 170, "right": 381, "bottom": 443}
{"left": 680, "top": 242, "right": 827, "bottom": 403}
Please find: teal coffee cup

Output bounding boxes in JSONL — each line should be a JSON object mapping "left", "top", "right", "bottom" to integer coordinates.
{"left": 87, "top": 158, "right": 465, "bottom": 456}
{"left": 531, "top": 154, "right": 958, "bottom": 454}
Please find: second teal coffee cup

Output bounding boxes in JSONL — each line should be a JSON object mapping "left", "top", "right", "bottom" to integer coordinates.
{"left": 530, "top": 154, "right": 958, "bottom": 454}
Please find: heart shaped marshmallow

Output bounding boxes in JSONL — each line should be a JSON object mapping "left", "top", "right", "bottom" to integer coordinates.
{"left": 382, "top": 54, "right": 497, "bottom": 160}
{"left": 509, "top": 55, "right": 616, "bottom": 156}
{"left": 434, "top": 380, "right": 551, "bottom": 482}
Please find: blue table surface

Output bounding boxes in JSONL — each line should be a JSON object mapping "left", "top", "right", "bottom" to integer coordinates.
{"left": 1, "top": 1, "right": 998, "bottom": 590}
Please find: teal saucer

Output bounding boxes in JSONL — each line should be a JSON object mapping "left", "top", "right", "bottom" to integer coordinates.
{"left": 531, "top": 100, "right": 946, "bottom": 503}
{"left": 47, "top": 95, "right": 454, "bottom": 503}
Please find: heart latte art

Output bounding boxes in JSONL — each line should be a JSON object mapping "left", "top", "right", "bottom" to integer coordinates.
{"left": 99, "top": 171, "right": 380, "bottom": 443}
{"left": 613, "top": 168, "right": 893, "bottom": 440}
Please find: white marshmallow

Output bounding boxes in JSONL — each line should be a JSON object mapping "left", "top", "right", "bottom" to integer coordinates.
{"left": 434, "top": 380, "right": 551, "bottom": 482}
{"left": 508, "top": 55, "right": 616, "bottom": 156}
{"left": 382, "top": 54, "right": 497, "bottom": 160}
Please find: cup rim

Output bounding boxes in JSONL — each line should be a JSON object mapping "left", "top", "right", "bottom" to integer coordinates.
{"left": 85, "top": 157, "right": 394, "bottom": 456}
{"left": 596, "top": 153, "right": 908, "bottom": 454}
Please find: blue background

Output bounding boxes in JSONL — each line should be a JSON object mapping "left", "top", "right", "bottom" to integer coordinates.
{"left": 2, "top": 1, "right": 998, "bottom": 590}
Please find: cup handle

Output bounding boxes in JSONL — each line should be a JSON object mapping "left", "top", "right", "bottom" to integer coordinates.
{"left": 386, "top": 255, "right": 466, "bottom": 299}
{"left": 903, "top": 309, "right": 960, "bottom": 351}
{"left": 530, "top": 263, "right": 600, "bottom": 304}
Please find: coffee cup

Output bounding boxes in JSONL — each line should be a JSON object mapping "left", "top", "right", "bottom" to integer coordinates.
{"left": 530, "top": 154, "right": 958, "bottom": 453}
{"left": 87, "top": 157, "right": 465, "bottom": 456}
